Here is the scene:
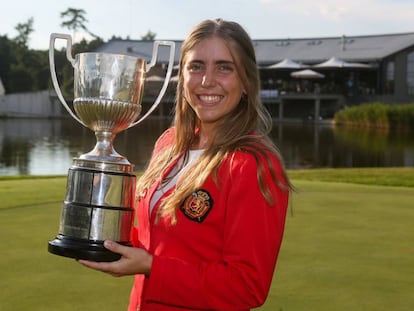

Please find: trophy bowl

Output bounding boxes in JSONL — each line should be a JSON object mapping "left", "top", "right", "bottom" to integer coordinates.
{"left": 47, "top": 33, "right": 175, "bottom": 261}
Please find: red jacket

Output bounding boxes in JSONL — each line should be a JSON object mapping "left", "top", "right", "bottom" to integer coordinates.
{"left": 129, "top": 128, "right": 289, "bottom": 311}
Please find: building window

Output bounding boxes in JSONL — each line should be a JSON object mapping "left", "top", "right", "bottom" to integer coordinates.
{"left": 274, "top": 40, "right": 290, "bottom": 47}
{"left": 386, "top": 61, "right": 395, "bottom": 94}
{"left": 307, "top": 40, "right": 322, "bottom": 46}
{"left": 407, "top": 52, "right": 414, "bottom": 95}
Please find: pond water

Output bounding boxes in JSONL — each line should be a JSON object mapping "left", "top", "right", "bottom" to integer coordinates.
{"left": 0, "top": 118, "right": 413, "bottom": 176}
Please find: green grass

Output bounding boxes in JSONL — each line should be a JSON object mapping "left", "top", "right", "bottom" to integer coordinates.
{"left": 261, "top": 180, "right": 414, "bottom": 311}
{"left": 0, "top": 168, "right": 413, "bottom": 310}
{"left": 0, "top": 177, "right": 132, "bottom": 310}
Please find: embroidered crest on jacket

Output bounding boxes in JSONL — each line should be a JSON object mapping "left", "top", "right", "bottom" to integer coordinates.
{"left": 181, "top": 189, "right": 213, "bottom": 223}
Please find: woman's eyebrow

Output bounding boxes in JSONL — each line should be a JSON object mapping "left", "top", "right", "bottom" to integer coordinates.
{"left": 188, "top": 59, "right": 234, "bottom": 65}
{"left": 215, "top": 60, "right": 235, "bottom": 65}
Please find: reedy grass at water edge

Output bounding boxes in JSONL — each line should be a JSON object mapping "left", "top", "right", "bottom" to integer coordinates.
{"left": 334, "top": 102, "right": 414, "bottom": 130}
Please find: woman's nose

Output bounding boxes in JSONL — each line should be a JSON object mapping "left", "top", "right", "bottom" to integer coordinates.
{"left": 201, "top": 71, "right": 216, "bottom": 88}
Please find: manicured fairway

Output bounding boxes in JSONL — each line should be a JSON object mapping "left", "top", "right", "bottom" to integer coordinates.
{"left": 262, "top": 180, "right": 414, "bottom": 311}
{"left": 0, "top": 177, "right": 132, "bottom": 310}
{"left": 0, "top": 170, "right": 413, "bottom": 310}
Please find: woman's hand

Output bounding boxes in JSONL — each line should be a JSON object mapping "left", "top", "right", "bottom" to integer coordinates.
{"left": 78, "top": 240, "right": 153, "bottom": 277}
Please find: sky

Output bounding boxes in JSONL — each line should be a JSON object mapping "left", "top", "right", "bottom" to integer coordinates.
{"left": 1, "top": 0, "right": 414, "bottom": 50}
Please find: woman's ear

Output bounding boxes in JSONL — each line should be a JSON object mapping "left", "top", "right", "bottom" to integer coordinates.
{"left": 241, "top": 91, "right": 248, "bottom": 101}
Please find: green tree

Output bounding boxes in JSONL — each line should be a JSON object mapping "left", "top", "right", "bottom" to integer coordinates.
{"left": 60, "top": 8, "right": 88, "bottom": 34}
{"left": 9, "top": 64, "right": 33, "bottom": 92}
{"left": 0, "top": 13, "right": 107, "bottom": 94}
{"left": 0, "top": 36, "right": 16, "bottom": 93}
{"left": 27, "top": 50, "right": 50, "bottom": 90}
{"left": 141, "top": 30, "right": 156, "bottom": 40}
{"left": 60, "top": 8, "right": 101, "bottom": 40}
{"left": 14, "top": 17, "right": 34, "bottom": 48}
{"left": 75, "top": 37, "right": 104, "bottom": 53}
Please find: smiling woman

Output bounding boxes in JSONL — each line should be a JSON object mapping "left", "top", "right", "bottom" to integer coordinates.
{"left": 79, "top": 18, "right": 293, "bottom": 311}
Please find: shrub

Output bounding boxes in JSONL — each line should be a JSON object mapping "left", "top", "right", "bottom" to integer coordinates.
{"left": 335, "top": 102, "right": 414, "bottom": 130}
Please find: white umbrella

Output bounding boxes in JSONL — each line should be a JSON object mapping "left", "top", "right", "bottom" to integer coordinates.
{"left": 290, "top": 69, "right": 325, "bottom": 79}
{"left": 146, "top": 75, "right": 164, "bottom": 82}
{"left": 170, "top": 75, "right": 179, "bottom": 82}
{"left": 313, "top": 56, "right": 372, "bottom": 68}
{"left": 266, "top": 58, "right": 304, "bottom": 69}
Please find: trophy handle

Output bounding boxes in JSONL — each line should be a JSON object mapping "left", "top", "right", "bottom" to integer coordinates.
{"left": 49, "top": 33, "right": 86, "bottom": 126}
{"left": 128, "top": 40, "right": 176, "bottom": 128}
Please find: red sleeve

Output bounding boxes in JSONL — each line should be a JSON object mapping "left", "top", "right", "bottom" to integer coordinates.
{"left": 144, "top": 153, "right": 289, "bottom": 310}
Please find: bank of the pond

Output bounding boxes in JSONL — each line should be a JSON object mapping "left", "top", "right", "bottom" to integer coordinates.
{"left": 1, "top": 167, "right": 412, "bottom": 188}
{"left": 288, "top": 167, "right": 414, "bottom": 188}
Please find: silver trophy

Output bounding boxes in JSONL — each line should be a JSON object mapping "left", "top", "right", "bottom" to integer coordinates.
{"left": 48, "top": 33, "right": 175, "bottom": 261}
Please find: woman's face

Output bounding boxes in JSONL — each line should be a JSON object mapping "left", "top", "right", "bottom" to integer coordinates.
{"left": 182, "top": 37, "right": 245, "bottom": 129}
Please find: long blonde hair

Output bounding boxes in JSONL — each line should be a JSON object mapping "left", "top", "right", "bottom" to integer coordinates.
{"left": 136, "top": 19, "right": 292, "bottom": 223}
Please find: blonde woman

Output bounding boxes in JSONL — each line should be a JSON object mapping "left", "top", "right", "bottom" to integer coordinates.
{"left": 80, "top": 18, "right": 292, "bottom": 311}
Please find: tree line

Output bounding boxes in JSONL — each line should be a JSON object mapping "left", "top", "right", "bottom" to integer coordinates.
{"left": 0, "top": 8, "right": 156, "bottom": 96}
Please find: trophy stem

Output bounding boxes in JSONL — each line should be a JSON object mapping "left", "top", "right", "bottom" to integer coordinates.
{"left": 93, "top": 130, "right": 121, "bottom": 159}
{"left": 79, "top": 130, "right": 129, "bottom": 165}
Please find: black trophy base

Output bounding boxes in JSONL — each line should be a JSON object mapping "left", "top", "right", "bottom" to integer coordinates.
{"left": 48, "top": 234, "right": 129, "bottom": 262}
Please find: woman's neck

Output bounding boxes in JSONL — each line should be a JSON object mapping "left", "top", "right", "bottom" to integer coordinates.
{"left": 193, "top": 136, "right": 209, "bottom": 149}
{"left": 193, "top": 125, "right": 215, "bottom": 149}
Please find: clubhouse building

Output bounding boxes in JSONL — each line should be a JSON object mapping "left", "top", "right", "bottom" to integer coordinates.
{"left": 96, "top": 31, "right": 414, "bottom": 121}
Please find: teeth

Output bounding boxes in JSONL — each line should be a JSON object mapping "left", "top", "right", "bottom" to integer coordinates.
{"left": 199, "top": 95, "right": 222, "bottom": 103}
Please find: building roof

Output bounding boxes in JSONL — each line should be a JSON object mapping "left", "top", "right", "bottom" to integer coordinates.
{"left": 95, "top": 32, "right": 414, "bottom": 66}
{"left": 95, "top": 40, "right": 182, "bottom": 65}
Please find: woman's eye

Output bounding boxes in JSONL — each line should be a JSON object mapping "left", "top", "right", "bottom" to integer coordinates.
{"left": 218, "top": 64, "right": 233, "bottom": 72}
{"left": 188, "top": 63, "right": 202, "bottom": 72}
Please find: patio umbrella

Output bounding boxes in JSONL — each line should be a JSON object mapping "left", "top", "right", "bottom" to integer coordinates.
{"left": 313, "top": 56, "right": 373, "bottom": 68}
{"left": 170, "top": 75, "right": 179, "bottom": 82}
{"left": 266, "top": 58, "right": 304, "bottom": 69}
{"left": 146, "top": 75, "right": 164, "bottom": 82}
{"left": 290, "top": 69, "right": 325, "bottom": 79}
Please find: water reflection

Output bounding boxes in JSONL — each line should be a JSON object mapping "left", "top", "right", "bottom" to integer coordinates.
{"left": 0, "top": 118, "right": 170, "bottom": 175}
{"left": 271, "top": 123, "right": 414, "bottom": 168}
{"left": 0, "top": 118, "right": 413, "bottom": 176}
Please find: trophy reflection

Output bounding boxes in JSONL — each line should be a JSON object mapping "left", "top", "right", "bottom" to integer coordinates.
{"left": 48, "top": 33, "right": 175, "bottom": 261}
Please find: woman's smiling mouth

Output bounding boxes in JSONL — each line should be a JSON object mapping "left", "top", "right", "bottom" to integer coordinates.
{"left": 198, "top": 95, "right": 223, "bottom": 104}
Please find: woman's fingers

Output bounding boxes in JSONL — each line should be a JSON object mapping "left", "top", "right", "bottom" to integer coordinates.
{"left": 78, "top": 240, "right": 152, "bottom": 277}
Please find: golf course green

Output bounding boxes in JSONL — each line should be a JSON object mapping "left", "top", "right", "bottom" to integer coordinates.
{"left": 1, "top": 167, "right": 413, "bottom": 310}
